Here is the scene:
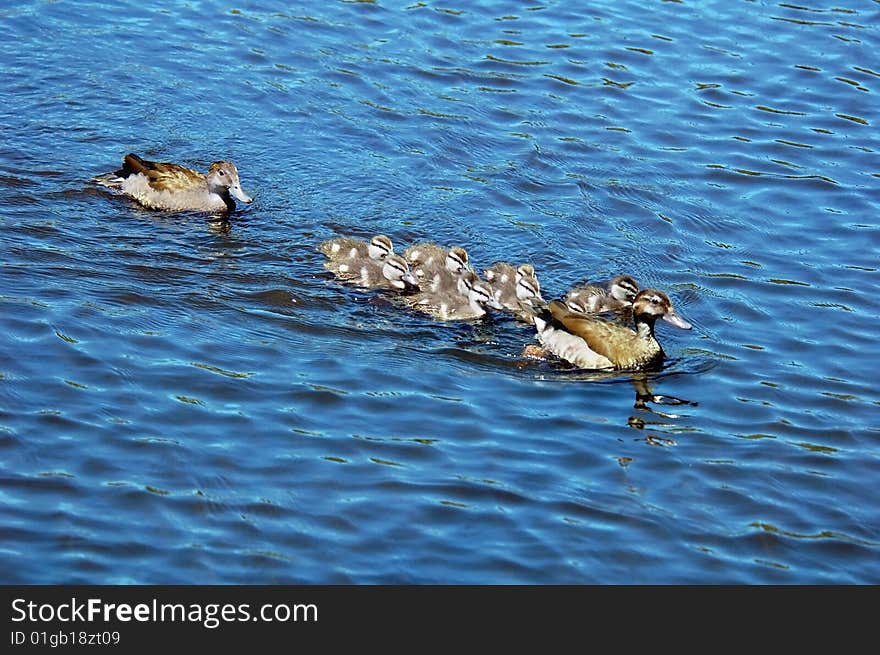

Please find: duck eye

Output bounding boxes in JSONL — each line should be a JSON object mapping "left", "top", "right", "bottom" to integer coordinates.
{"left": 218, "top": 170, "right": 225, "bottom": 176}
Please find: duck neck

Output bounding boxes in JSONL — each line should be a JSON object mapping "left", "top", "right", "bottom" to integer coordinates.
{"left": 634, "top": 315, "right": 657, "bottom": 341}
{"left": 219, "top": 189, "right": 235, "bottom": 213}
{"left": 207, "top": 179, "right": 235, "bottom": 212}
{"left": 628, "top": 314, "right": 665, "bottom": 367}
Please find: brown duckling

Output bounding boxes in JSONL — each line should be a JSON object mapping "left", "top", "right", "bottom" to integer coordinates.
{"left": 319, "top": 234, "right": 394, "bottom": 264}
{"left": 404, "top": 270, "right": 503, "bottom": 321}
{"left": 327, "top": 253, "right": 419, "bottom": 292}
{"left": 484, "top": 262, "right": 545, "bottom": 322}
{"left": 564, "top": 275, "right": 640, "bottom": 316}
{"left": 403, "top": 243, "right": 470, "bottom": 294}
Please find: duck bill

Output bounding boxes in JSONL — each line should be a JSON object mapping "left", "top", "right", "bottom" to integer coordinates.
{"left": 662, "top": 312, "right": 692, "bottom": 330}
{"left": 230, "top": 184, "right": 253, "bottom": 204}
{"left": 402, "top": 273, "right": 420, "bottom": 292}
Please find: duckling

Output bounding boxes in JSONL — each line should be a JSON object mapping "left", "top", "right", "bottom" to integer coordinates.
{"left": 319, "top": 234, "right": 394, "bottom": 264}
{"left": 328, "top": 253, "right": 419, "bottom": 292}
{"left": 403, "top": 243, "right": 470, "bottom": 294}
{"left": 533, "top": 289, "right": 692, "bottom": 370}
{"left": 92, "top": 153, "right": 252, "bottom": 213}
{"left": 564, "top": 275, "right": 640, "bottom": 316}
{"left": 560, "top": 294, "right": 591, "bottom": 316}
{"left": 402, "top": 242, "right": 448, "bottom": 271}
{"left": 405, "top": 270, "right": 503, "bottom": 321}
{"left": 484, "top": 262, "right": 545, "bottom": 321}
{"left": 404, "top": 267, "right": 472, "bottom": 308}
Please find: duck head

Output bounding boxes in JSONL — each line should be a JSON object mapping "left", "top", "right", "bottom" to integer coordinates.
{"left": 207, "top": 161, "right": 253, "bottom": 205}
{"left": 367, "top": 235, "right": 394, "bottom": 261}
{"left": 456, "top": 270, "right": 503, "bottom": 310}
{"left": 456, "top": 269, "right": 479, "bottom": 297}
{"left": 609, "top": 275, "right": 640, "bottom": 303}
{"left": 470, "top": 279, "right": 505, "bottom": 311}
{"left": 632, "top": 289, "right": 692, "bottom": 330}
{"left": 382, "top": 254, "right": 420, "bottom": 291}
{"left": 445, "top": 247, "right": 470, "bottom": 273}
{"left": 468, "top": 278, "right": 504, "bottom": 309}
{"left": 564, "top": 295, "right": 591, "bottom": 315}
{"left": 515, "top": 264, "right": 544, "bottom": 304}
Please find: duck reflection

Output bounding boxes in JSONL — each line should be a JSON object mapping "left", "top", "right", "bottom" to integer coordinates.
{"left": 630, "top": 372, "right": 697, "bottom": 421}
{"left": 208, "top": 218, "right": 233, "bottom": 237}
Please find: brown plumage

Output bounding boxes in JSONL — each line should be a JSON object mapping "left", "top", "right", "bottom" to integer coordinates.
{"left": 120, "top": 154, "right": 204, "bottom": 191}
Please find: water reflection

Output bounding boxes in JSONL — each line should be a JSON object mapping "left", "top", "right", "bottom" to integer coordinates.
{"left": 208, "top": 218, "right": 233, "bottom": 237}
{"left": 630, "top": 371, "right": 697, "bottom": 424}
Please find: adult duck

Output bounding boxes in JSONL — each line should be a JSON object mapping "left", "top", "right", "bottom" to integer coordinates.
{"left": 533, "top": 289, "right": 691, "bottom": 370}
{"left": 93, "top": 153, "right": 252, "bottom": 213}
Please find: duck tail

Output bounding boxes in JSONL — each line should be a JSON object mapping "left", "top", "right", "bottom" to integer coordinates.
{"left": 91, "top": 153, "right": 146, "bottom": 189}
{"left": 530, "top": 302, "right": 552, "bottom": 330}
{"left": 121, "top": 153, "right": 151, "bottom": 176}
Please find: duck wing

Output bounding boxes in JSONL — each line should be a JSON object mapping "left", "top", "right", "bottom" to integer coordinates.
{"left": 122, "top": 154, "right": 204, "bottom": 192}
{"left": 548, "top": 300, "right": 633, "bottom": 362}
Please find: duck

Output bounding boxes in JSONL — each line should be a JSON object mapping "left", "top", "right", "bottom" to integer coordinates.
{"left": 484, "top": 261, "right": 545, "bottom": 322}
{"left": 92, "top": 153, "right": 252, "bottom": 213}
{"left": 402, "top": 242, "right": 451, "bottom": 271}
{"left": 403, "top": 243, "right": 471, "bottom": 294}
{"left": 404, "top": 270, "right": 503, "bottom": 321}
{"left": 564, "top": 274, "right": 640, "bottom": 317}
{"left": 327, "top": 252, "right": 419, "bottom": 292}
{"left": 532, "top": 288, "right": 692, "bottom": 370}
{"left": 319, "top": 234, "right": 394, "bottom": 264}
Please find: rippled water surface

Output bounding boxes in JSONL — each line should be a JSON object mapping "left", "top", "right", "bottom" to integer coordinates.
{"left": 1, "top": 0, "right": 878, "bottom": 584}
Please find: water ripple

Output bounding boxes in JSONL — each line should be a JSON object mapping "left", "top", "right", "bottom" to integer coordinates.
{"left": 0, "top": 0, "right": 878, "bottom": 584}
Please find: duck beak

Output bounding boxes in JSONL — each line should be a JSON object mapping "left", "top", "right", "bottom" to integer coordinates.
{"left": 402, "top": 272, "right": 420, "bottom": 292}
{"left": 487, "top": 296, "right": 505, "bottom": 311}
{"left": 230, "top": 183, "right": 253, "bottom": 204}
{"left": 662, "top": 312, "right": 692, "bottom": 330}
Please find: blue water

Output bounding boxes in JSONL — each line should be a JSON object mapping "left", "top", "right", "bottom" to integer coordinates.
{"left": 1, "top": 0, "right": 878, "bottom": 584}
